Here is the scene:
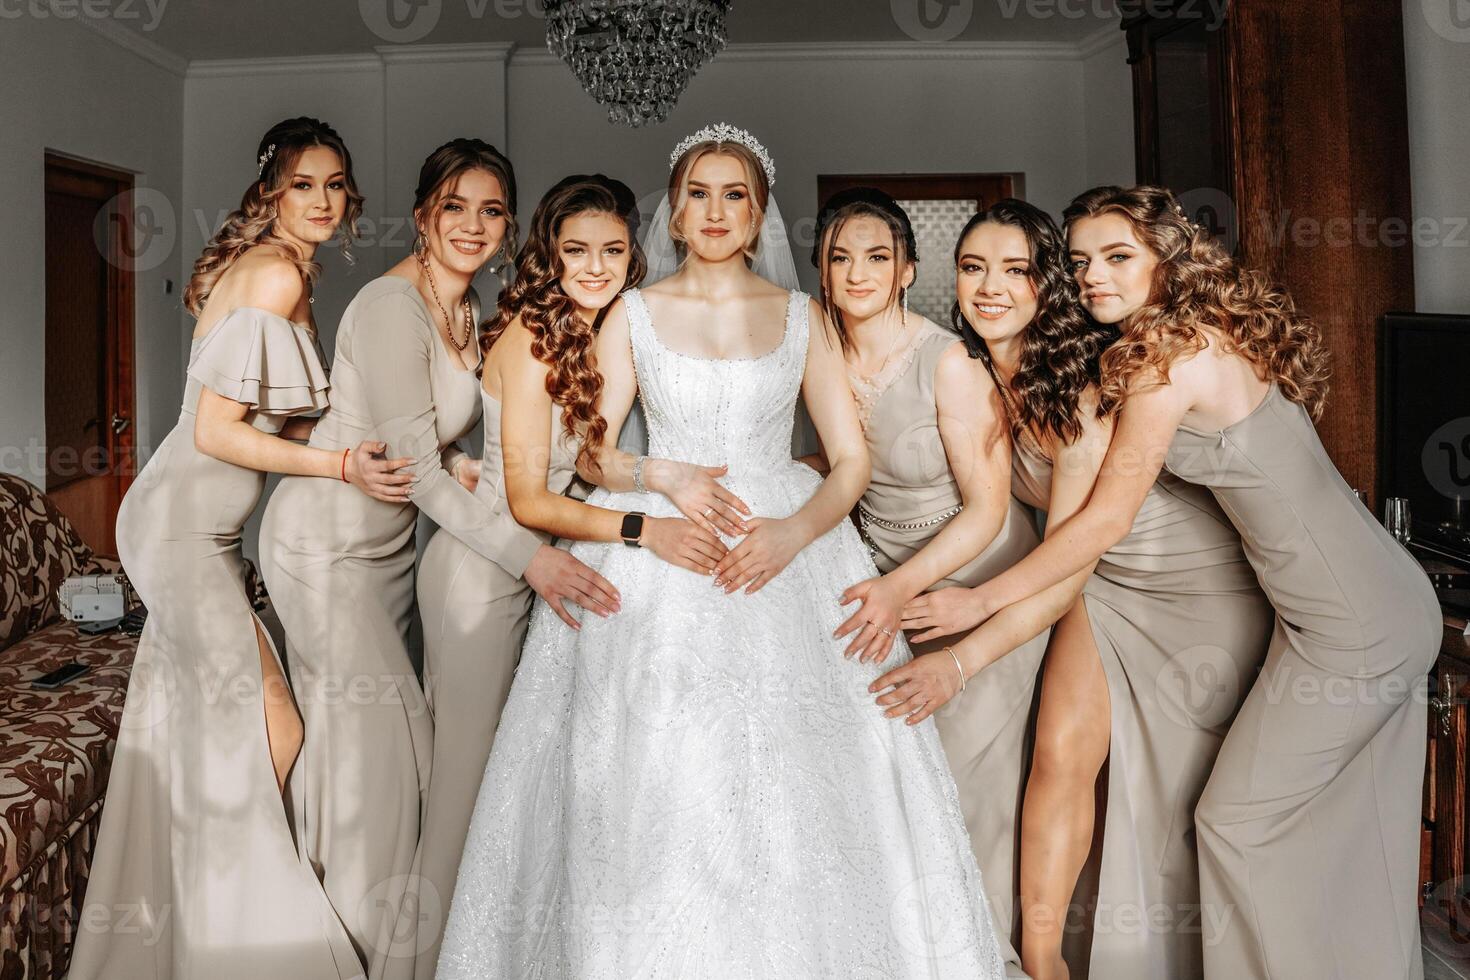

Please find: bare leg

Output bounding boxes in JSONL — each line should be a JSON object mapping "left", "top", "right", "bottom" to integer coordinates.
{"left": 1018, "top": 600, "right": 1111, "bottom": 980}
{"left": 255, "top": 621, "right": 304, "bottom": 795}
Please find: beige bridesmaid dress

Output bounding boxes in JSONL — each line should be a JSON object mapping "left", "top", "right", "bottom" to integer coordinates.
{"left": 1011, "top": 438, "right": 1274, "bottom": 980}
{"left": 404, "top": 393, "right": 578, "bottom": 980}
{"left": 257, "top": 276, "right": 502, "bottom": 979}
{"left": 851, "top": 322, "right": 1049, "bottom": 977}
{"left": 1165, "top": 384, "right": 1441, "bottom": 980}
{"left": 69, "top": 308, "right": 364, "bottom": 980}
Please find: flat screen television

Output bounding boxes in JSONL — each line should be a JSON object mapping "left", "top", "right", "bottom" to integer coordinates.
{"left": 1380, "top": 311, "right": 1470, "bottom": 565}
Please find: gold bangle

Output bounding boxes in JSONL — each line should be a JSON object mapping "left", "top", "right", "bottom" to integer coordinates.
{"left": 943, "top": 645, "right": 966, "bottom": 693}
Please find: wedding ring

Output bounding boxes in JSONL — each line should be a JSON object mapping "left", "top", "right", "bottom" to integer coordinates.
{"left": 878, "top": 627, "right": 894, "bottom": 636}
{"left": 702, "top": 507, "right": 714, "bottom": 517}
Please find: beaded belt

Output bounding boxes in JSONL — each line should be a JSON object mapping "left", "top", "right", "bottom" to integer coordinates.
{"left": 855, "top": 502, "right": 963, "bottom": 560}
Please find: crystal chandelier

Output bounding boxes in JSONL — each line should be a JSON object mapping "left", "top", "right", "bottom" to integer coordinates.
{"left": 545, "top": 0, "right": 732, "bottom": 128}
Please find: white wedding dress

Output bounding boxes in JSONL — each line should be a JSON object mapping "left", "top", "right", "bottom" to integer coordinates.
{"left": 435, "top": 288, "right": 1006, "bottom": 980}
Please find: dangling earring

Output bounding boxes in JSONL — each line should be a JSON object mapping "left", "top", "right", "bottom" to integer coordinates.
{"left": 901, "top": 286, "right": 909, "bottom": 328}
{"left": 414, "top": 227, "right": 427, "bottom": 260}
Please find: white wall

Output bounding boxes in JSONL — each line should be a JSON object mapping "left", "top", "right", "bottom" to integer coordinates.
{"left": 0, "top": 30, "right": 1134, "bottom": 492}
{"left": 181, "top": 46, "right": 512, "bottom": 562}
{"left": 507, "top": 43, "right": 1123, "bottom": 296}
{"left": 1081, "top": 33, "right": 1136, "bottom": 191}
{"left": 1402, "top": 0, "right": 1470, "bottom": 314}
{"left": 183, "top": 44, "right": 513, "bottom": 359}
{"left": 0, "top": 17, "right": 183, "bottom": 485}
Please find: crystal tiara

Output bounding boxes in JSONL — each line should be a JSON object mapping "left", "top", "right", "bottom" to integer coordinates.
{"left": 668, "top": 123, "right": 776, "bottom": 188}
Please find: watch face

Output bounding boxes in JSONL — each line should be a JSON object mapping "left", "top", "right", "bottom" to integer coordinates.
{"left": 621, "top": 512, "right": 644, "bottom": 542}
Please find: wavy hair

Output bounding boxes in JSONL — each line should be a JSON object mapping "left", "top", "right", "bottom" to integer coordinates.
{"left": 952, "top": 199, "right": 1117, "bottom": 446}
{"left": 184, "top": 117, "right": 363, "bottom": 316}
{"left": 1064, "top": 185, "right": 1330, "bottom": 419}
{"left": 482, "top": 174, "right": 646, "bottom": 475}
{"left": 412, "top": 138, "right": 519, "bottom": 287}
{"left": 812, "top": 187, "right": 919, "bottom": 352}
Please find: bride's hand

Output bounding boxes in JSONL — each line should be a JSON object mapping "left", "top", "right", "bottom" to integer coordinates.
{"left": 900, "top": 586, "right": 996, "bottom": 643}
{"left": 833, "top": 575, "right": 912, "bottom": 664}
{"left": 869, "top": 650, "right": 965, "bottom": 725}
{"left": 710, "top": 517, "right": 807, "bottom": 595}
{"left": 646, "top": 459, "right": 751, "bottom": 538}
{"left": 524, "top": 545, "right": 622, "bottom": 631}
{"left": 641, "top": 516, "right": 726, "bottom": 576}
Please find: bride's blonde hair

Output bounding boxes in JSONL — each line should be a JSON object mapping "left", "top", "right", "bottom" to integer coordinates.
{"left": 666, "top": 141, "right": 770, "bottom": 260}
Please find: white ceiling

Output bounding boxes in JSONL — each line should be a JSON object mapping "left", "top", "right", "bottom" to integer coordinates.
{"left": 116, "top": 0, "right": 1121, "bottom": 62}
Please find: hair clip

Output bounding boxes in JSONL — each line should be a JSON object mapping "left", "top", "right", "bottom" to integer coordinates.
{"left": 258, "top": 143, "right": 277, "bottom": 178}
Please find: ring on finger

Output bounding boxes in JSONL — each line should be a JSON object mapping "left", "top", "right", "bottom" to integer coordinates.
{"left": 878, "top": 626, "right": 893, "bottom": 636}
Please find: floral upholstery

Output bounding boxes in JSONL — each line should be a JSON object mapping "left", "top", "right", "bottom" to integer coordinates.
{"left": 0, "top": 473, "right": 271, "bottom": 978}
{"left": 0, "top": 476, "right": 108, "bottom": 653}
{"left": 0, "top": 474, "right": 132, "bottom": 979}
{"left": 0, "top": 624, "right": 135, "bottom": 980}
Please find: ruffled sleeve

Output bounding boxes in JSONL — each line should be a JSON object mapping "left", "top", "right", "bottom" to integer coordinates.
{"left": 187, "top": 307, "right": 330, "bottom": 415}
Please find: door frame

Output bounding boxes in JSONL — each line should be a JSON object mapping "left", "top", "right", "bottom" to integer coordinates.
{"left": 43, "top": 152, "right": 137, "bottom": 552}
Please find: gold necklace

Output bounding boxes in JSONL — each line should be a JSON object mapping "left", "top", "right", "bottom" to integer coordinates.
{"left": 417, "top": 249, "right": 473, "bottom": 351}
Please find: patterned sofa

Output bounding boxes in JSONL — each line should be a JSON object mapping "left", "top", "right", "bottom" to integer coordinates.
{"left": 0, "top": 474, "right": 136, "bottom": 980}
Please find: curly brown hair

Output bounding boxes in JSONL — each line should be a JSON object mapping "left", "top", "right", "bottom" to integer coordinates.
{"left": 1064, "top": 185, "right": 1331, "bottom": 419}
{"left": 953, "top": 199, "right": 1117, "bottom": 447}
{"left": 184, "top": 117, "right": 364, "bottom": 316}
{"left": 481, "top": 174, "right": 646, "bottom": 475}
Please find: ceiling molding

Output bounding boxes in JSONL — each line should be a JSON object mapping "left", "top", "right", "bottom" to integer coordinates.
{"left": 72, "top": 13, "right": 188, "bottom": 76}
{"left": 375, "top": 41, "right": 516, "bottom": 65}
{"left": 98, "top": 31, "right": 1125, "bottom": 77}
{"left": 188, "top": 53, "right": 386, "bottom": 78}
{"left": 513, "top": 40, "right": 1102, "bottom": 66}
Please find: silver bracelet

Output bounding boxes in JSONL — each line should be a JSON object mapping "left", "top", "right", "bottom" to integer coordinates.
{"left": 944, "top": 645, "right": 966, "bottom": 693}
{"left": 632, "top": 455, "right": 648, "bottom": 494}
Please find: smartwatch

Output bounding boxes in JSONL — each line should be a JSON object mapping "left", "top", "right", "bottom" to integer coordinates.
{"left": 620, "top": 511, "right": 646, "bottom": 548}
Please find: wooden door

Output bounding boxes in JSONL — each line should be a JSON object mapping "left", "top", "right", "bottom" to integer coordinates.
{"left": 44, "top": 154, "right": 136, "bottom": 557}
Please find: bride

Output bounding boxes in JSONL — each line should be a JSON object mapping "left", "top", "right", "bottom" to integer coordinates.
{"left": 434, "top": 124, "right": 1006, "bottom": 980}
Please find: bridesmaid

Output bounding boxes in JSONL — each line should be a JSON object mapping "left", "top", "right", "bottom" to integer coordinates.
{"left": 257, "top": 138, "right": 519, "bottom": 978}
{"left": 405, "top": 174, "right": 642, "bottom": 979}
{"left": 806, "top": 188, "right": 1049, "bottom": 975}
{"left": 947, "top": 185, "right": 1440, "bottom": 980}
{"left": 884, "top": 199, "right": 1273, "bottom": 980}
{"left": 70, "top": 117, "right": 410, "bottom": 980}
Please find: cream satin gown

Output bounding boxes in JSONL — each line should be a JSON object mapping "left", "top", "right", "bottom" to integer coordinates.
{"left": 259, "top": 276, "right": 509, "bottom": 979}
{"left": 1011, "top": 436, "right": 1274, "bottom": 979}
{"left": 851, "top": 320, "right": 1050, "bottom": 978}
{"left": 70, "top": 308, "right": 364, "bottom": 980}
{"left": 1166, "top": 384, "right": 1440, "bottom": 980}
